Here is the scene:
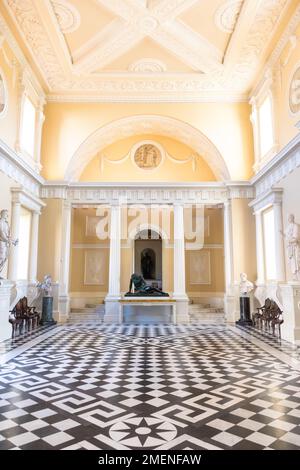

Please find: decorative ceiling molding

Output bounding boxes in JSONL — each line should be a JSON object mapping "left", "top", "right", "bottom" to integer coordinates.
{"left": 251, "top": 3, "right": 300, "bottom": 96}
{"left": 51, "top": 0, "right": 81, "bottom": 34}
{"left": 214, "top": 0, "right": 243, "bottom": 33}
{"left": 128, "top": 58, "right": 167, "bottom": 72}
{"left": 46, "top": 89, "right": 248, "bottom": 103}
{"left": 64, "top": 115, "right": 230, "bottom": 182}
{"left": 0, "top": 11, "right": 45, "bottom": 97}
{"left": 231, "top": 0, "right": 290, "bottom": 86}
{"left": 3, "top": 0, "right": 294, "bottom": 101}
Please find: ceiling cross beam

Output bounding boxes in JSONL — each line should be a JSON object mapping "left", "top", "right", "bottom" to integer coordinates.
{"left": 77, "top": 0, "right": 222, "bottom": 74}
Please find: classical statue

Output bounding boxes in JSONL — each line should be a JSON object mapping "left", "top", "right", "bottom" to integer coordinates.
{"left": 125, "top": 273, "right": 169, "bottom": 297}
{"left": 0, "top": 209, "right": 18, "bottom": 278}
{"left": 30, "top": 275, "right": 53, "bottom": 313}
{"left": 37, "top": 274, "right": 53, "bottom": 297}
{"left": 141, "top": 249, "right": 154, "bottom": 279}
{"left": 281, "top": 213, "right": 300, "bottom": 281}
{"left": 239, "top": 272, "right": 254, "bottom": 296}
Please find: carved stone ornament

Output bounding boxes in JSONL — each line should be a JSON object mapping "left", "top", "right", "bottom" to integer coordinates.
{"left": 134, "top": 144, "right": 162, "bottom": 170}
{"left": 0, "top": 71, "right": 7, "bottom": 115}
{"left": 289, "top": 65, "right": 300, "bottom": 114}
{"left": 51, "top": 0, "right": 81, "bottom": 34}
{"left": 214, "top": 0, "right": 243, "bottom": 33}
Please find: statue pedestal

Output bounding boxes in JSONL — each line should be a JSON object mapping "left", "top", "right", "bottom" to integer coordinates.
{"left": 0, "top": 280, "right": 14, "bottom": 342}
{"left": 236, "top": 296, "right": 252, "bottom": 325}
{"left": 40, "top": 296, "right": 57, "bottom": 325}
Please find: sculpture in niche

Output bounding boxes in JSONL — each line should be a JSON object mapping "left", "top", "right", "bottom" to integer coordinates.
{"left": 289, "top": 66, "right": 300, "bottom": 114}
{"left": 281, "top": 214, "right": 300, "bottom": 281}
{"left": 239, "top": 272, "right": 254, "bottom": 296}
{"left": 134, "top": 144, "right": 161, "bottom": 169}
{"left": 125, "top": 273, "right": 169, "bottom": 297}
{"left": 141, "top": 248, "right": 155, "bottom": 279}
{"left": 0, "top": 209, "right": 18, "bottom": 278}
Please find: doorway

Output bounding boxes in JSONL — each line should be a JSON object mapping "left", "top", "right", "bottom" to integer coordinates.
{"left": 134, "top": 229, "right": 162, "bottom": 290}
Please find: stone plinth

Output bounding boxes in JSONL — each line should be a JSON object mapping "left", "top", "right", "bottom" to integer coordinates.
{"left": 40, "top": 296, "right": 57, "bottom": 325}
{"left": 0, "top": 280, "right": 14, "bottom": 342}
{"left": 280, "top": 282, "right": 300, "bottom": 344}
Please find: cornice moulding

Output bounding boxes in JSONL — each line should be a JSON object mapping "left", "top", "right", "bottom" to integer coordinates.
{"left": 46, "top": 91, "right": 249, "bottom": 103}
{"left": 251, "top": 131, "right": 300, "bottom": 196}
{"left": 0, "top": 138, "right": 44, "bottom": 197}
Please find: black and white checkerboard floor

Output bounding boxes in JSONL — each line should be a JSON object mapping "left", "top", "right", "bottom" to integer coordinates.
{"left": 0, "top": 323, "right": 300, "bottom": 450}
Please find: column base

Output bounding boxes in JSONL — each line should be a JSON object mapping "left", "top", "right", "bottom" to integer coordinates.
{"left": 224, "top": 291, "right": 239, "bottom": 323}
{"left": 0, "top": 280, "right": 14, "bottom": 342}
{"left": 104, "top": 296, "right": 121, "bottom": 323}
{"left": 58, "top": 295, "right": 70, "bottom": 323}
{"left": 173, "top": 298, "right": 189, "bottom": 324}
{"left": 280, "top": 282, "right": 300, "bottom": 344}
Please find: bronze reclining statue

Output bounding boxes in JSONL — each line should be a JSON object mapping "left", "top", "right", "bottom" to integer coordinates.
{"left": 125, "top": 273, "right": 169, "bottom": 297}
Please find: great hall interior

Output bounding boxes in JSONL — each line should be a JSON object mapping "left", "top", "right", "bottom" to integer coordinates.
{"left": 0, "top": 0, "right": 300, "bottom": 452}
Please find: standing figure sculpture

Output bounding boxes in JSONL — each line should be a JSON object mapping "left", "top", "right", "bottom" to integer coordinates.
{"left": 0, "top": 209, "right": 18, "bottom": 278}
{"left": 281, "top": 214, "right": 300, "bottom": 281}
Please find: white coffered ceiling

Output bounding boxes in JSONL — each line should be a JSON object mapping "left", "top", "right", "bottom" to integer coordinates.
{"left": 2, "top": 0, "right": 295, "bottom": 101}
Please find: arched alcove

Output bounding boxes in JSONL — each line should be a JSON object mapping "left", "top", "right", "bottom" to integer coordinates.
{"left": 64, "top": 115, "right": 230, "bottom": 181}
{"left": 134, "top": 229, "right": 162, "bottom": 288}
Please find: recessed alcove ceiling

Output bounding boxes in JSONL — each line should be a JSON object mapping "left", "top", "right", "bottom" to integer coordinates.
{"left": 1, "top": 0, "right": 298, "bottom": 102}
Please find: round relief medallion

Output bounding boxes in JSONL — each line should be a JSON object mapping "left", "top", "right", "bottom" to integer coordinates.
{"left": 134, "top": 144, "right": 162, "bottom": 170}
{"left": 289, "top": 66, "right": 300, "bottom": 114}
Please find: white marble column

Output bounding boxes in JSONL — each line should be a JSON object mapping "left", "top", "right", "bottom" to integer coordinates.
{"left": 7, "top": 201, "right": 21, "bottom": 281}
{"left": 58, "top": 200, "right": 72, "bottom": 321}
{"left": 173, "top": 203, "right": 189, "bottom": 323}
{"left": 104, "top": 204, "right": 121, "bottom": 323}
{"left": 223, "top": 200, "right": 238, "bottom": 322}
{"left": 273, "top": 201, "right": 286, "bottom": 282}
{"left": 28, "top": 210, "right": 39, "bottom": 282}
{"left": 34, "top": 99, "right": 45, "bottom": 173}
{"left": 223, "top": 200, "right": 234, "bottom": 289}
{"left": 254, "top": 210, "right": 265, "bottom": 284}
{"left": 250, "top": 97, "right": 260, "bottom": 172}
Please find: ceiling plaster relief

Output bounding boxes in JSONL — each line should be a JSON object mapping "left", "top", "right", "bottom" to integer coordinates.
{"left": 4, "top": 0, "right": 291, "bottom": 100}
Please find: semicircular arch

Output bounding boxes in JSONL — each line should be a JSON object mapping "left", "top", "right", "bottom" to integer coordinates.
{"left": 64, "top": 115, "right": 230, "bottom": 181}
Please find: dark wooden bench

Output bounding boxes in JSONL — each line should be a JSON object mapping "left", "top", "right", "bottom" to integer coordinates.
{"left": 252, "top": 297, "right": 284, "bottom": 338}
{"left": 9, "top": 297, "right": 40, "bottom": 337}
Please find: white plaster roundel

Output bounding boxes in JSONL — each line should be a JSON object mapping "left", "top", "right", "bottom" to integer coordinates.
{"left": 128, "top": 59, "right": 167, "bottom": 73}
{"left": 51, "top": 0, "right": 81, "bottom": 33}
{"left": 289, "top": 65, "right": 300, "bottom": 114}
{"left": 214, "top": 0, "right": 243, "bottom": 33}
{"left": 0, "top": 70, "right": 8, "bottom": 118}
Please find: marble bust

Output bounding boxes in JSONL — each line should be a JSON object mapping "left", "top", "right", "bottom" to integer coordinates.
{"left": 239, "top": 272, "right": 254, "bottom": 296}
{"left": 37, "top": 274, "right": 53, "bottom": 297}
{"left": 0, "top": 209, "right": 18, "bottom": 278}
{"left": 282, "top": 213, "right": 300, "bottom": 281}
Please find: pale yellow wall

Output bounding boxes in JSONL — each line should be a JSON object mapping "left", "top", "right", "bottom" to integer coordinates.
{"left": 37, "top": 199, "right": 63, "bottom": 282}
{"left": 41, "top": 102, "right": 254, "bottom": 181}
{"left": 231, "top": 199, "right": 257, "bottom": 283}
{"left": 80, "top": 134, "right": 216, "bottom": 182}
{"left": 0, "top": 40, "right": 18, "bottom": 149}
{"left": 185, "top": 207, "right": 225, "bottom": 293}
{"left": 70, "top": 207, "right": 109, "bottom": 293}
